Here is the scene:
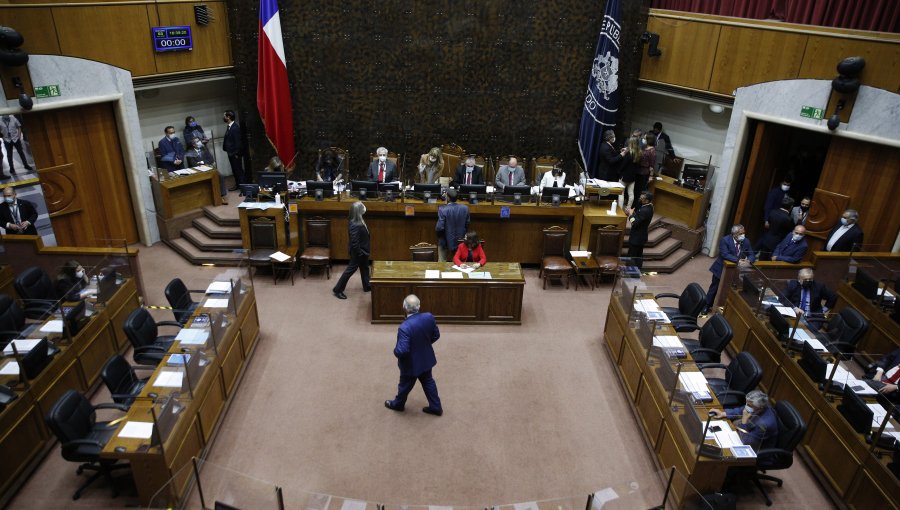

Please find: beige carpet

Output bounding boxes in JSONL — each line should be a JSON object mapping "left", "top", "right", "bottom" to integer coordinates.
{"left": 7, "top": 243, "right": 836, "bottom": 509}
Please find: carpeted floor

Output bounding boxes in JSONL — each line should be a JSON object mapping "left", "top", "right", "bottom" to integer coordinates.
{"left": 7, "top": 243, "right": 836, "bottom": 509}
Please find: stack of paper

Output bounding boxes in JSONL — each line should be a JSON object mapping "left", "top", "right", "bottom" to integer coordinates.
{"left": 468, "top": 272, "right": 492, "bottom": 279}
{"left": 3, "top": 339, "right": 42, "bottom": 356}
{"left": 424, "top": 270, "right": 441, "bottom": 279}
{"left": 118, "top": 421, "right": 154, "bottom": 439}
{"left": 203, "top": 298, "right": 229, "bottom": 308}
{"left": 452, "top": 265, "right": 475, "bottom": 273}
{"left": 175, "top": 328, "right": 209, "bottom": 346}
{"left": 679, "top": 372, "right": 712, "bottom": 401}
{"left": 40, "top": 320, "right": 64, "bottom": 333}
{"left": 205, "top": 281, "right": 232, "bottom": 294}
{"left": 270, "top": 251, "right": 292, "bottom": 262}
{"left": 774, "top": 306, "right": 797, "bottom": 317}
{"left": 0, "top": 361, "right": 19, "bottom": 375}
{"left": 827, "top": 363, "right": 877, "bottom": 395}
{"left": 868, "top": 403, "right": 893, "bottom": 429}
{"left": 792, "top": 329, "right": 827, "bottom": 351}
{"left": 153, "top": 371, "right": 184, "bottom": 388}
{"left": 570, "top": 250, "right": 591, "bottom": 258}
{"left": 440, "top": 272, "right": 464, "bottom": 279}
{"left": 653, "top": 335, "right": 683, "bottom": 348}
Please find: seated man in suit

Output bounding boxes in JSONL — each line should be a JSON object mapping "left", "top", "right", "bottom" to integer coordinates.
{"left": 367, "top": 146, "right": 397, "bottom": 183}
{"left": 494, "top": 156, "right": 526, "bottom": 192}
{"left": 711, "top": 390, "right": 779, "bottom": 452}
{"left": 704, "top": 224, "right": 755, "bottom": 314}
{"left": 781, "top": 268, "right": 836, "bottom": 330}
{"left": 158, "top": 126, "right": 185, "bottom": 173}
{"left": 0, "top": 186, "right": 38, "bottom": 235}
{"left": 454, "top": 156, "right": 484, "bottom": 186}
{"left": 824, "top": 209, "right": 864, "bottom": 252}
{"left": 771, "top": 225, "right": 808, "bottom": 263}
{"left": 864, "top": 348, "right": 900, "bottom": 404}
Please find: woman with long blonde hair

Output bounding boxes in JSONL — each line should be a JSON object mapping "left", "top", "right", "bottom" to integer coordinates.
{"left": 332, "top": 201, "right": 371, "bottom": 299}
{"left": 417, "top": 147, "right": 444, "bottom": 184}
{"left": 620, "top": 135, "right": 641, "bottom": 212}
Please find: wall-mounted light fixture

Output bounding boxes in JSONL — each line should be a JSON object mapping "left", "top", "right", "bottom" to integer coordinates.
{"left": 826, "top": 56, "right": 865, "bottom": 132}
{"left": 640, "top": 32, "right": 662, "bottom": 57}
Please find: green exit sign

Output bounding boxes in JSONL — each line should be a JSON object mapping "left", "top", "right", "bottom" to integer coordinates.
{"left": 34, "top": 85, "right": 61, "bottom": 98}
{"left": 800, "top": 105, "right": 823, "bottom": 119}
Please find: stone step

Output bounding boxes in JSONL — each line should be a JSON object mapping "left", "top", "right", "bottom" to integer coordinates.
{"left": 203, "top": 203, "right": 240, "bottom": 227}
{"left": 168, "top": 238, "right": 247, "bottom": 266}
{"left": 623, "top": 236, "right": 682, "bottom": 260}
{"left": 624, "top": 226, "right": 671, "bottom": 248}
{"left": 641, "top": 248, "right": 696, "bottom": 274}
{"left": 193, "top": 216, "right": 242, "bottom": 239}
{"left": 182, "top": 228, "right": 243, "bottom": 252}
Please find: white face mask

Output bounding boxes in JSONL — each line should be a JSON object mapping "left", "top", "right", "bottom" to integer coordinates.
{"left": 429, "top": 156, "right": 437, "bottom": 163}
{"left": 3, "top": 197, "right": 13, "bottom": 204}
{"left": 792, "top": 234, "right": 804, "bottom": 242}
{"left": 743, "top": 404, "right": 755, "bottom": 414}
{"left": 75, "top": 270, "right": 85, "bottom": 279}
{"left": 466, "top": 164, "right": 473, "bottom": 169}
{"left": 840, "top": 217, "right": 849, "bottom": 225}
{"left": 378, "top": 155, "right": 387, "bottom": 162}
{"left": 166, "top": 133, "right": 175, "bottom": 140}
{"left": 781, "top": 184, "right": 790, "bottom": 192}
{"left": 736, "top": 234, "right": 745, "bottom": 242}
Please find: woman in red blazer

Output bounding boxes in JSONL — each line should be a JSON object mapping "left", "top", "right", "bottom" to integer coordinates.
{"left": 453, "top": 231, "right": 487, "bottom": 267}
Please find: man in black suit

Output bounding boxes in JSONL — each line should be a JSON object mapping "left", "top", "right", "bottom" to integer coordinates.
{"left": 436, "top": 189, "right": 470, "bottom": 262}
{"left": 223, "top": 110, "right": 245, "bottom": 191}
{"left": 757, "top": 195, "right": 795, "bottom": 260}
{"left": 781, "top": 268, "right": 836, "bottom": 330}
{"left": 158, "top": 126, "right": 184, "bottom": 173}
{"left": 824, "top": 209, "right": 864, "bottom": 252}
{"left": 385, "top": 294, "right": 443, "bottom": 416}
{"left": 367, "top": 147, "right": 397, "bottom": 183}
{"left": 597, "top": 130, "right": 625, "bottom": 181}
{"left": 0, "top": 186, "right": 38, "bottom": 235}
{"left": 650, "top": 122, "right": 675, "bottom": 173}
{"left": 454, "top": 156, "right": 484, "bottom": 186}
{"left": 626, "top": 191, "right": 653, "bottom": 268}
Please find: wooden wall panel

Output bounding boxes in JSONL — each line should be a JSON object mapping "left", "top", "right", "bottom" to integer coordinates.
{"left": 813, "top": 137, "right": 900, "bottom": 252}
{"left": 0, "top": 8, "right": 60, "bottom": 55}
{"left": 26, "top": 103, "right": 139, "bottom": 246}
{"left": 799, "top": 36, "right": 900, "bottom": 94}
{"left": 154, "top": 2, "right": 233, "bottom": 74}
{"left": 639, "top": 16, "right": 720, "bottom": 90}
{"left": 52, "top": 6, "right": 157, "bottom": 76}
{"left": 708, "top": 26, "right": 807, "bottom": 95}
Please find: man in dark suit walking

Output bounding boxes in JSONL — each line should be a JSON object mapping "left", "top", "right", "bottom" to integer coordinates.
{"left": 367, "top": 147, "right": 397, "bottom": 183}
{"left": 626, "top": 191, "right": 653, "bottom": 268}
{"left": 704, "top": 224, "right": 755, "bottom": 313}
{"left": 780, "top": 268, "right": 836, "bottom": 330}
{"left": 0, "top": 186, "right": 38, "bottom": 235}
{"left": 454, "top": 156, "right": 484, "bottom": 186}
{"left": 223, "top": 110, "right": 245, "bottom": 190}
{"left": 385, "top": 294, "right": 443, "bottom": 416}
{"left": 824, "top": 209, "right": 864, "bottom": 252}
{"left": 436, "top": 189, "right": 470, "bottom": 262}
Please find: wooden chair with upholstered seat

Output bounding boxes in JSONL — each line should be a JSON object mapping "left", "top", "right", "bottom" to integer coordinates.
{"left": 299, "top": 217, "right": 331, "bottom": 279}
{"left": 531, "top": 155, "right": 559, "bottom": 186}
{"left": 593, "top": 225, "right": 623, "bottom": 283}
{"left": 540, "top": 226, "right": 573, "bottom": 289}
{"left": 441, "top": 143, "right": 466, "bottom": 179}
{"left": 409, "top": 242, "right": 438, "bottom": 262}
{"left": 247, "top": 217, "right": 278, "bottom": 280}
{"left": 318, "top": 146, "right": 349, "bottom": 180}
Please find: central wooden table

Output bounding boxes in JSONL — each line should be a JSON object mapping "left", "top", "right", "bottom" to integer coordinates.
{"left": 369, "top": 261, "right": 525, "bottom": 324}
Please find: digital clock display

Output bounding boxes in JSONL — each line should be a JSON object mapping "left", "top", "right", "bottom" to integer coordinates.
{"left": 152, "top": 26, "right": 193, "bottom": 52}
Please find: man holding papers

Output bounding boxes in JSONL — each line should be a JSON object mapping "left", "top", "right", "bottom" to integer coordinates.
{"left": 781, "top": 268, "right": 836, "bottom": 330}
{"left": 711, "top": 390, "right": 778, "bottom": 451}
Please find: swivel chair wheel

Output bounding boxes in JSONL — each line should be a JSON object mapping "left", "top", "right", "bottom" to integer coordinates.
{"left": 76, "top": 466, "right": 84, "bottom": 475}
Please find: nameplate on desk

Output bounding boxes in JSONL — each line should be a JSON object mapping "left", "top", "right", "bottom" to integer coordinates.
{"left": 500, "top": 206, "right": 510, "bottom": 218}
{"left": 405, "top": 205, "right": 415, "bottom": 216}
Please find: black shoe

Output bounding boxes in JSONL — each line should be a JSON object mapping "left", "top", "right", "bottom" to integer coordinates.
{"left": 385, "top": 400, "right": 404, "bottom": 412}
{"left": 333, "top": 291, "right": 347, "bottom": 300}
{"left": 0, "top": 174, "right": 8, "bottom": 180}
{"left": 422, "top": 407, "right": 443, "bottom": 416}
{"left": 700, "top": 307, "right": 710, "bottom": 316}
{"left": 363, "top": 287, "right": 371, "bottom": 293}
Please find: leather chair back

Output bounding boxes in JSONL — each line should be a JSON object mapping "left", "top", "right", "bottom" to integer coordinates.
{"left": 699, "top": 314, "right": 734, "bottom": 357}
{"left": 531, "top": 155, "right": 559, "bottom": 185}
{"left": 164, "top": 278, "right": 196, "bottom": 325}
{"left": 305, "top": 218, "right": 331, "bottom": 248}
{"left": 594, "top": 226, "right": 623, "bottom": 257}
{"left": 542, "top": 226, "right": 569, "bottom": 258}
{"left": 827, "top": 307, "right": 869, "bottom": 347}
{"left": 101, "top": 355, "right": 138, "bottom": 405}
{"left": 46, "top": 390, "right": 96, "bottom": 460}
{"left": 678, "top": 283, "right": 707, "bottom": 317}
{"left": 0, "top": 293, "right": 25, "bottom": 345}
{"left": 319, "top": 147, "right": 349, "bottom": 178}
{"left": 410, "top": 242, "right": 438, "bottom": 262}
{"left": 728, "top": 352, "right": 763, "bottom": 394}
{"left": 442, "top": 143, "right": 466, "bottom": 179}
{"left": 123, "top": 308, "right": 159, "bottom": 349}
{"left": 15, "top": 266, "right": 55, "bottom": 301}
{"left": 757, "top": 400, "right": 807, "bottom": 471}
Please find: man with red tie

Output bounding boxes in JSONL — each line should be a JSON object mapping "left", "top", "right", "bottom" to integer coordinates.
{"left": 453, "top": 156, "right": 484, "bottom": 186}
{"left": 866, "top": 348, "right": 900, "bottom": 404}
{"left": 493, "top": 156, "right": 526, "bottom": 192}
{"left": 366, "top": 146, "right": 397, "bottom": 183}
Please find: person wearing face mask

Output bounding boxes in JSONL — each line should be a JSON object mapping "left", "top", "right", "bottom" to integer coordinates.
{"left": 158, "top": 126, "right": 185, "bottom": 173}
{"left": 1, "top": 114, "right": 33, "bottom": 177}
{"left": 863, "top": 348, "right": 900, "bottom": 404}
{"left": 56, "top": 260, "right": 90, "bottom": 301}
{"left": 757, "top": 195, "right": 795, "bottom": 261}
{"left": 710, "top": 390, "right": 778, "bottom": 451}
{"left": 367, "top": 147, "right": 397, "bottom": 183}
{"left": 494, "top": 156, "right": 526, "bottom": 192}
{"left": 704, "top": 224, "right": 755, "bottom": 314}
{"left": 315, "top": 149, "right": 344, "bottom": 183}
{"left": 634, "top": 133, "right": 656, "bottom": 199}
{"left": 771, "top": 225, "right": 808, "bottom": 263}
{"left": 0, "top": 186, "right": 38, "bottom": 235}
{"left": 763, "top": 177, "right": 792, "bottom": 228}
{"left": 824, "top": 208, "right": 864, "bottom": 252}
{"left": 791, "top": 196, "right": 811, "bottom": 225}
{"left": 416, "top": 147, "right": 444, "bottom": 184}
{"left": 453, "top": 156, "right": 484, "bottom": 186}
{"left": 597, "top": 129, "right": 626, "bottom": 181}
{"left": 781, "top": 268, "right": 836, "bottom": 330}
{"left": 332, "top": 202, "right": 371, "bottom": 299}
{"left": 182, "top": 116, "right": 209, "bottom": 145}
{"left": 538, "top": 165, "right": 566, "bottom": 193}
{"left": 185, "top": 139, "right": 227, "bottom": 204}
{"left": 223, "top": 110, "right": 246, "bottom": 190}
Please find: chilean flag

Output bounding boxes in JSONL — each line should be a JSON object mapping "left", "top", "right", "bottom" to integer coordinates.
{"left": 257, "top": 0, "right": 296, "bottom": 167}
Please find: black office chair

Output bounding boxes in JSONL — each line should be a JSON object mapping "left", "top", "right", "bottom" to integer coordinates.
{"left": 745, "top": 400, "right": 808, "bottom": 506}
{"left": 699, "top": 352, "right": 763, "bottom": 408}
{"left": 655, "top": 283, "right": 707, "bottom": 331}
{"left": 45, "top": 389, "right": 131, "bottom": 500}
{"left": 680, "top": 314, "right": 734, "bottom": 364}
{"left": 0, "top": 293, "right": 37, "bottom": 348}
{"left": 822, "top": 307, "right": 869, "bottom": 359}
{"left": 164, "top": 278, "right": 200, "bottom": 326}
{"left": 100, "top": 354, "right": 154, "bottom": 407}
{"left": 14, "top": 266, "right": 59, "bottom": 320}
{"left": 122, "top": 307, "right": 180, "bottom": 366}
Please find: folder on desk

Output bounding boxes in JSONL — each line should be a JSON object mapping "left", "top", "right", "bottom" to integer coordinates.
{"left": 3, "top": 339, "right": 42, "bottom": 356}
{"left": 206, "top": 281, "right": 233, "bottom": 294}
{"left": 40, "top": 320, "right": 64, "bottom": 333}
{"left": 0, "top": 361, "right": 19, "bottom": 375}
{"left": 118, "top": 421, "right": 154, "bottom": 439}
{"left": 153, "top": 371, "right": 184, "bottom": 388}
{"left": 176, "top": 328, "right": 209, "bottom": 345}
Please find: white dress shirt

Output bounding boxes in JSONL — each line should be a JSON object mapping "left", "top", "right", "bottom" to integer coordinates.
{"left": 825, "top": 224, "right": 852, "bottom": 251}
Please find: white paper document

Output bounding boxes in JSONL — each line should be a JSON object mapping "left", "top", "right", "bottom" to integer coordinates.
{"left": 3, "top": 339, "right": 42, "bottom": 356}
{"left": 706, "top": 420, "right": 743, "bottom": 448}
{"left": 774, "top": 306, "right": 797, "bottom": 317}
{"left": 653, "top": 335, "right": 683, "bottom": 348}
{"left": 827, "top": 363, "right": 877, "bottom": 395}
{"left": 340, "top": 499, "right": 367, "bottom": 510}
{"left": 203, "top": 298, "right": 230, "bottom": 308}
{"left": 792, "top": 329, "right": 827, "bottom": 351}
{"left": 118, "top": 421, "right": 154, "bottom": 439}
{"left": 441, "top": 272, "right": 464, "bottom": 279}
{"left": 194, "top": 165, "right": 213, "bottom": 172}
{"left": 452, "top": 265, "right": 475, "bottom": 273}
{"left": 570, "top": 250, "right": 591, "bottom": 258}
{"left": 206, "top": 281, "right": 233, "bottom": 294}
{"left": 679, "top": 372, "right": 711, "bottom": 399}
{"left": 270, "top": 251, "right": 292, "bottom": 262}
{"left": 868, "top": 403, "right": 893, "bottom": 429}
{"left": 175, "top": 328, "right": 209, "bottom": 345}
{"left": 0, "top": 361, "right": 19, "bottom": 375}
{"left": 40, "top": 320, "right": 64, "bottom": 333}
{"left": 424, "top": 270, "right": 441, "bottom": 279}
{"left": 153, "top": 371, "right": 184, "bottom": 388}
{"left": 468, "top": 272, "right": 492, "bottom": 279}
{"left": 634, "top": 299, "right": 661, "bottom": 312}
{"left": 591, "top": 487, "right": 619, "bottom": 509}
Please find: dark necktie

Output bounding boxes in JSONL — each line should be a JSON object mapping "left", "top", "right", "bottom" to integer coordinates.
{"left": 508, "top": 170, "right": 513, "bottom": 186}
{"left": 379, "top": 162, "right": 385, "bottom": 182}
{"left": 800, "top": 289, "right": 809, "bottom": 315}
{"left": 466, "top": 172, "right": 471, "bottom": 185}
{"left": 12, "top": 204, "right": 19, "bottom": 224}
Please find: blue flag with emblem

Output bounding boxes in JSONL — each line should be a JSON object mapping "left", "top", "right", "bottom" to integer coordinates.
{"left": 578, "top": 0, "right": 622, "bottom": 179}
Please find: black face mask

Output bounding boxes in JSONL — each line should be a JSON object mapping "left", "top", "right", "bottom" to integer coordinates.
{"left": 801, "top": 280, "right": 812, "bottom": 289}
{"left": 800, "top": 206, "right": 809, "bottom": 211}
